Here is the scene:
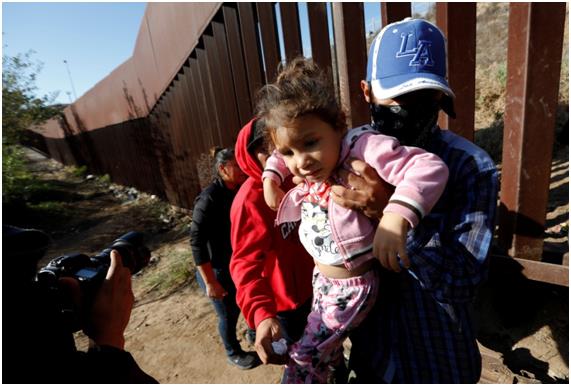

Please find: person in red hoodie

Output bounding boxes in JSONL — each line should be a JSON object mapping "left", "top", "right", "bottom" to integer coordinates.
{"left": 229, "top": 118, "right": 314, "bottom": 366}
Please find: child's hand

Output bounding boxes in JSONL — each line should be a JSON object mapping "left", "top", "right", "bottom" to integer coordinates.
{"left": 373, "top": 212, "right": 410, "bottom": 272}
{"left": 263, "top": 178, "right": 285, "bottom": 211}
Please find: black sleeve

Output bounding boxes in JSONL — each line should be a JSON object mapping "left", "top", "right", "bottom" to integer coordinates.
{"left": 189, "top": 191, "right": 213, "bottom": 266}
{"left": 81, "top": 345, "right": 159, "bottom": 384}
{"left": 4, "top": 285, "right": 159, "bottom": 384}
{"left": 36, "top": 346, "right": 159, "bottom": 383}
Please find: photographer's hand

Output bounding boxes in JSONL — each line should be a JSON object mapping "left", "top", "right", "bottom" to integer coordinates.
{"left": 86, "top": 249, "right": 134, "bottom": 349}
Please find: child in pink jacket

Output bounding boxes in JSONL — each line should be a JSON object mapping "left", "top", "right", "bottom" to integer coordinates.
{"left": 256, "top": 58, "right": 449, "bottom": 383}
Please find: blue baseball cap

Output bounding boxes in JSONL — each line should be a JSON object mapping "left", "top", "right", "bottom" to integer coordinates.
{"left": 366, "top": 18, "right": 455, "bottom": 101}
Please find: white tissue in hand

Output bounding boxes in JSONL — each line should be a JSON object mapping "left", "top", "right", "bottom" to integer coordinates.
{"left": 271, "top": 338, "right": 287, "bottom": 355}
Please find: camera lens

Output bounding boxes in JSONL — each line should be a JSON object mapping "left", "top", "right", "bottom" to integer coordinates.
{"left": 111, "top": 232, "right": 150, "bottom": 274}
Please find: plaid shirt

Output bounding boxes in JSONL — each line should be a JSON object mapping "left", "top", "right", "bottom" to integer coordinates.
{"left": 349, "top": 127, "right": 499, "bottom": 383}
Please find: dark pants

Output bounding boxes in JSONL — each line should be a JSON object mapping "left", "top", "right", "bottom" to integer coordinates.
{"left": 196, "top": 270, "right": 242, "bottom": 357}
{"left": 276, "top": 297, "right": 312, "bottom": 344}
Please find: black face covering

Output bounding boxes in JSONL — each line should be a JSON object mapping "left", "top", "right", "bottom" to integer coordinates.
{"left": 370, "top": 101, "right": 440, "bottom": 148}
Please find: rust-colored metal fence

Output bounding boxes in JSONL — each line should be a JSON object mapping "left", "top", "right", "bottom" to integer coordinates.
{"left": 29, "top": 2, "right": 568, "bottom": 286}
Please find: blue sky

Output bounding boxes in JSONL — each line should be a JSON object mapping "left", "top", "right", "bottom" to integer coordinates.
{"left": 2, "top": 2, "right": 147, "bottom": 104}
{"left": 3, "top": 2, "right": 430, "bottom": 105}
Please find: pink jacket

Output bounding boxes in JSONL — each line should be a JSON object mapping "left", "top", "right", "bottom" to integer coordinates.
{"left": 263, "top": 126, "right": 449, "bottom": 270}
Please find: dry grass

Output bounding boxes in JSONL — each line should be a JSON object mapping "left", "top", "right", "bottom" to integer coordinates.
{"left": 474, "top": 3, "right": 569, "bottom": 163}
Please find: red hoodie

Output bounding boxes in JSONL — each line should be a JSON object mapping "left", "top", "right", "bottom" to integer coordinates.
{"left": 230, "top": 119, "right": 314, "bottom": 329}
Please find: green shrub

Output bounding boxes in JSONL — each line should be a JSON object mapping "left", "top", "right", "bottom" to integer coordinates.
{"left": 2, "top": 144, "right": 32, "bottom": 203}
{"left": 97, "top": 174, "right": 111, "bottom": 184}
{"left": 71, "top": 165, "right": 88, "bottom": 178}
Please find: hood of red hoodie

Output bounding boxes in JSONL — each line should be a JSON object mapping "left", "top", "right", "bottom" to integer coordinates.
{"left": 235, "top": 118, "right": 263, "bottom": 181}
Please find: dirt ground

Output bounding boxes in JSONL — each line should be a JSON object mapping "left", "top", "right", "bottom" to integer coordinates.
{"left": 16, "top": 148, "right": 569, "bottom": 384}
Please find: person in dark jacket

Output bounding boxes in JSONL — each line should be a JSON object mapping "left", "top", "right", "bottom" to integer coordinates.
{"left": 3, "top": 225, "right": 157, "bottom": 384}
{"left": 189, "top": 147, "right": 257, "bottom": 370}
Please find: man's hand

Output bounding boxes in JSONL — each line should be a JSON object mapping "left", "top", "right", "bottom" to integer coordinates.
{"left": 255, "top": 317, "right": 288, "bottom": 365}
{"left": 85, "top": 250, "right": 133, "bottom": 349}
{"left": 330, "top": 158, "right": 393, "bottom": 218}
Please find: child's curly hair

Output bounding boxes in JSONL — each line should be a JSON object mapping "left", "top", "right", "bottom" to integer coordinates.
{"left": 255, "top": 57, "right": 347, "bottom": 141}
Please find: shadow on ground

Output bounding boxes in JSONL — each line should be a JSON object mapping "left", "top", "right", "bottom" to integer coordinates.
{"left": 476, "top": 258, "right": 569, "bottom": 383}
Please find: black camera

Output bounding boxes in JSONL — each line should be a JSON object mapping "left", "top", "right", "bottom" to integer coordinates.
{"left": 36, "top": 231, "right": 151, "bottom": 331}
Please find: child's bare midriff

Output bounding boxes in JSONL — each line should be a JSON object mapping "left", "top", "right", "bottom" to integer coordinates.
{"left": 315, "top": 259, "right": 375, "bottom": 279}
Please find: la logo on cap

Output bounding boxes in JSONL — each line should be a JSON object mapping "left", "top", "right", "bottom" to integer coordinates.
{"left": 396, "top": 34, "right": 435, "bottom": 67}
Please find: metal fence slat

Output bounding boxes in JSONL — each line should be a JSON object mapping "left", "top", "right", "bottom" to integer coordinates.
{"left": 237, "top": 3, "right": 264, "bottom": 112}
{"left": 257, "top": 3, "right": 281, "bottom": 83}
{"left": 498, "top": 2, "right": 566, "bottom": 261}
{"left": 436, "top": 3, "right": 476, "bottom": 141}
{"left": 381, "top": 2, "right": 411, "bottom": 27}
{"left": 332, "top": 3, "right": 369, "bottom": 128}
{"left": 223, "top": 4, "right": 253, "bottom": 125}
{"left": 280, "top": 3, "right": 303, "bottom": 61}
{"left": 307, "top": 2, "right": 332, "bottom": 77}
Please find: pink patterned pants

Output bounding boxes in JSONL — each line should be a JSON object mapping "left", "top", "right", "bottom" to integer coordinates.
{"left": 283, "top": 266, "right": 379, "bottom": 383}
